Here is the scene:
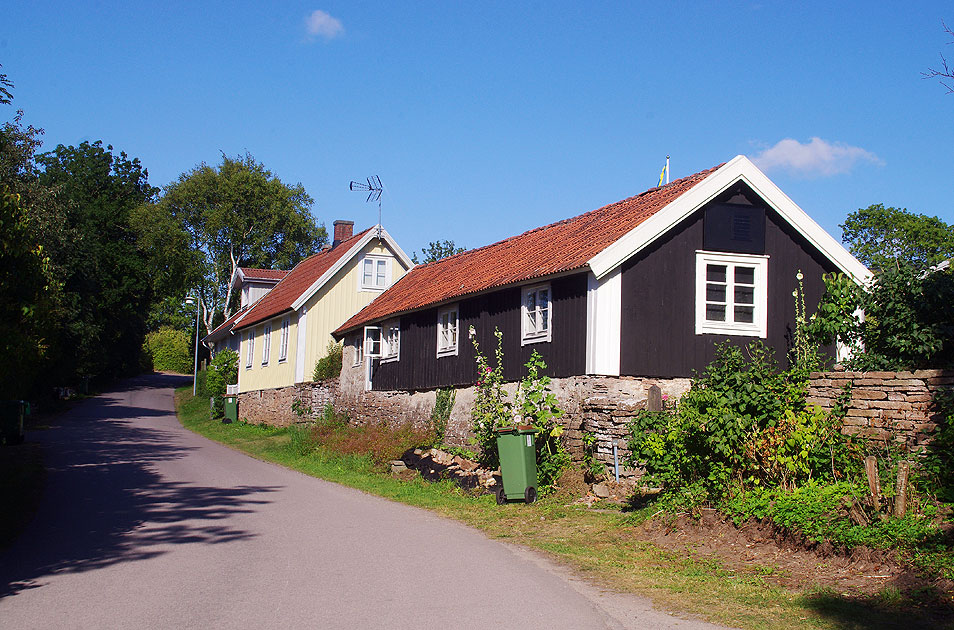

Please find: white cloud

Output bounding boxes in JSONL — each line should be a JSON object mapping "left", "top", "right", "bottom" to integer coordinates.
{"left": 751, "top": 137, "right": 882, "bottom": 177}
{"left": 305, "top": 10, "right": 344, "bottom": 41}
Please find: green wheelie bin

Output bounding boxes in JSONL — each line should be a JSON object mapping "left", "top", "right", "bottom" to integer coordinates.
{"left": 1, "top": 400, "right": 26, "bottom": 446}
{"left": 495, "top": 425, "right": 538, "bottom": 504}
{"left": 223, "top": 395, "right": 237, "bottom": 424}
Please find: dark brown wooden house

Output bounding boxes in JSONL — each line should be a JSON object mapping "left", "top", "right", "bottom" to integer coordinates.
{"left": 334, "top": 156, "right": 870, "bottom": 391}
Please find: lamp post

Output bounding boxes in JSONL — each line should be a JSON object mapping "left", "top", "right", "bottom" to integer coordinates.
{"left": 185, "top": 296, "right": 200, "bottom": 396}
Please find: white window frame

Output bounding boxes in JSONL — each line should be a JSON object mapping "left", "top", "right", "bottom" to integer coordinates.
{"left": 521, "top": 283, "right": 552, "bottom": 345}
{"left": 261, "top": 324, "right": 271, "bottom": 365}
{"left": 245, "top": 331, "right": 255, "bottom": 369}
{"left": 278, "top": 318, "right": 289, "bottom": 363}
{"left": 695, "top": 250, "right": 769, "bottom": 338}
{"left": 352, "top": 334, "right": 363, "bottom": 367}
{"left": 358, "top": 255, "right": 391, "bottom": 291}
{"left": 436, "top": 305, "right": 459, "bottom": 357}
{"left": 382, "top": 320, "right": 400, "bottom": 363}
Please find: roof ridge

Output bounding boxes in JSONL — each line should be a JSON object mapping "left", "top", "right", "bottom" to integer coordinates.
{"left": 414, "top": 164, "right": 722, "bottom": 271}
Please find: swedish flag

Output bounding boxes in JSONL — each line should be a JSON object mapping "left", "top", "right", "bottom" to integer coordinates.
{"left": 658, "top": 164, "right": 667, "bottom": 187}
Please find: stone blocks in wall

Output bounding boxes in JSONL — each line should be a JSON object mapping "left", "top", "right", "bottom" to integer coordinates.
{"left": 237, "top": 379, "right": 339, "bottom": 427}
{"left": 807, "top": 369, "right": 953, "bottom": 451}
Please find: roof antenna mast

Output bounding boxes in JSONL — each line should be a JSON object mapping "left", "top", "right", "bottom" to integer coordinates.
{"left": 349, "top": 175, "right": 384, "bottom": 239}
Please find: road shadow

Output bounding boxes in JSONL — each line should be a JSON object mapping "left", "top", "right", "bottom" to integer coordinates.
{"left": 0, "top": 375, "right": 280, "bottom": 598}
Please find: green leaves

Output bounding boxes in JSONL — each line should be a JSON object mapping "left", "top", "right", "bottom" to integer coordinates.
{"left": 842, "top": 204, "right": 954, "bottom": 272}
{"left": 152, "top": 153, "right": 326, "bottom": 333}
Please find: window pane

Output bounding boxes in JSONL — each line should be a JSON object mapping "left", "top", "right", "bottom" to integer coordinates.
{"left": 735, "top": 306, "right": 754, "bottom": 323}
{"left": 539, "top": 289, "right": 549, "bottom": 309}
{"left": 734, "top": 286, "right": 754, "bottom": 305}
{"left": 706, "top": 265, "right": 726, "bottom": 283}
{"left": 735, "top": 266, "right": 755, "bottom": 285}
{"left": 376, "top": 260, "right": 386, "bottom": 286}
{"left": 526, "top": 309, "right": 537, "bottom": 333}
{"left": 540, "top": 304, "right": 549, "bottom": 331}
{"left": 526, "top": 291, "right": 536, "bottom": 311}
{"left": 363, "top": 259, "right": 372, "bottom": 285}
{"left": 706, "top": 304, "right": 726, "bottom": 322}
{"left": 706, "top": 284, "right": 726, "bottom": 302}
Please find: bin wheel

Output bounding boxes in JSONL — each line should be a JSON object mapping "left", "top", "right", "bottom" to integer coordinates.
{"left": 495, "top": 486, "right": 507, "bottom": 505}
{"left": 524, "top": 486, "right": 537, "bottom": 504}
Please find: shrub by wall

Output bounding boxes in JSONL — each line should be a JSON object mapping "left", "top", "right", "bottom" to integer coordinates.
{"left": 141, "top": 327, "right": 192, "bottom": 374}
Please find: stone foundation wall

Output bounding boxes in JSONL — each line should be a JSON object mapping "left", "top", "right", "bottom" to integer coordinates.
{"left": 237, "top": 379, "right": 338, "bottom": 427}
{"left": 807, "top": 369, "right": 954, "bottom": 451}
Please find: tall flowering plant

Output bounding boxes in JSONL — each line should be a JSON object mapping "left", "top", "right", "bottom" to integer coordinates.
{"left": 471, "top": 327, "right": 509, "bottom": 467}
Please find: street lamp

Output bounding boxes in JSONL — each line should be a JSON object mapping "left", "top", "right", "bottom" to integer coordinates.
{"left": 185, "top": 296, "right": 200, "bottom": 396}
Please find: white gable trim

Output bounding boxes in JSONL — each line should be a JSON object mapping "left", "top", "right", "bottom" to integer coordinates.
{"left": 290, "top": 226, "right": 413, "bottom": 311}
{"left": 588, "top": 155, "right": 871, "bottom": 283}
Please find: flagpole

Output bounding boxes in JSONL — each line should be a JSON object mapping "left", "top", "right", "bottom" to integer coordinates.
{"left": 666, "top": 155, "right": 670, "bottom": 184}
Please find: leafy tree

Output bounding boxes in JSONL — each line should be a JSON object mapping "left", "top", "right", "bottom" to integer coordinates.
{"left": 810, "top": 266, "right": 954, "bottom": 370}
{"left": 0, "top": 186, "right": 57, "bottom": 398}
{"left": 36, "top": 141, "right": 160, "bottom": 382}
{"left": 841, "top": 204, "right": 954, "bottom": 272}
{"left": 411, "top": 240, "right": 465, "bottom": 264}
{"left": 145, "top": 153, "right": 326, "bottom": 335}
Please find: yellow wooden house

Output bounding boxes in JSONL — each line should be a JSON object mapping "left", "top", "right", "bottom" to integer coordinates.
{"left": 232, "top": 221, "right": 412, "bottom": 394}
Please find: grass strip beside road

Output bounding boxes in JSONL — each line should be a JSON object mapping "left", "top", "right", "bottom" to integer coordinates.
{"left": 175, "top": 387, "right": 942, "bottom": 630}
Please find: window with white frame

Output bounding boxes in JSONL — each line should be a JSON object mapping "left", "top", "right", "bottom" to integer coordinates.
{"left": 437, "top": 306, "right": 459, "bottom": 356}
{"left": 695, "top": 251, "right": 769, "bottom": 337}
{"left": 521, "top": 284, "right": 552, "bottom": 344}
{"left": 360, "top": 256, "right": 390, "bottom": 290}
{"left": 382, "top": 320, "right": 400, "bottom": 361}
{"left": 278, "top": 318, "right": 289, "bottom": 362}
{"left": 246, "top": 332, "right": 255, "bottom": 369}
{"left": 352, "top": 334, "right": 363, "bottom": 366}
{"left": 261, "top": 324, "right": 271, "bottom": 365}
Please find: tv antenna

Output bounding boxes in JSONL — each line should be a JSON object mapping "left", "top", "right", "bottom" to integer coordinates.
{"left": 349, "top": 175, "right": 383, "bottom": 239}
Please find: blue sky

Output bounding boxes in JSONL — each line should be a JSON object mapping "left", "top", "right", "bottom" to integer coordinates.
{"left": 4, "top": 2, "right": 953, "bottom": 259}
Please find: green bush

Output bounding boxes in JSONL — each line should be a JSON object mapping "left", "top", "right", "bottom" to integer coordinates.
{"left": 810, "top": 265, "right": 954, "bottom": 370}
{"left": 626, "top": 341, "right": 857, "bottom": 501}
{"left": 312, "top": 341, "right": 342, "bottom": 381}
{"left": 207, "top": 349, "right": 238, "bottom": 418}
{"left": 141, "top": 327, "right": 192, "bottom": 374}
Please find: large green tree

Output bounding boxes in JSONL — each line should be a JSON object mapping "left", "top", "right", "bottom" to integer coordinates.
{"left": 36, "top": 141, "right": 159, "bottom": 382}
{"left": 840, "top": 204, "right": 954, "bottom": 272}
{"left": 142, "top": 153, "right": 326, "bottom": 334}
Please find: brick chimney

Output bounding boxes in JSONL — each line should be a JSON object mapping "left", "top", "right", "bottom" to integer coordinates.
{"left": 332, "top": 220, "right": 354, "bottom": 248}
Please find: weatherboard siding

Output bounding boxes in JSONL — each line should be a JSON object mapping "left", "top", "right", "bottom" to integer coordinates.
{"left": 238, "top": 316, "right": 299, "bottom": 393}
{"left": 619, "top": 199, "right": 837, "bottom": 378}
{"left": 368, "top": 273, "right": 588, "bottom": 391}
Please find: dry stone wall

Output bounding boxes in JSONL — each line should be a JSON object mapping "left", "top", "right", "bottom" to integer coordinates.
{"left": 807, "top": 369, "right": 953, "bottom": 451}
{"left": 237, "top": 379, "right": 338, "bottom": 426}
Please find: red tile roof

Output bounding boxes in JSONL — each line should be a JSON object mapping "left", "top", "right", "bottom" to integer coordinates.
{"left": 335, "top": 166, "right": 721, "bottom": 335}
{"left": 202, "top": 306, "right": 248, "bottom": 343}
{"left": 239, "top": 267, "right": 289, "bottom": 281}
{"left": 234, "top": 228, "right": 373, "bottom": 331}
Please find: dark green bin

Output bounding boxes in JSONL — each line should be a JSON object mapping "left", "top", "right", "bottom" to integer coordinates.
{"left": 1, "top": 400, "right": 27, "bottom": 446}
{"left": 224, "top": 396, "right": 237, "bottom": 424}
{"left": 495, "top": 425, "right": 537, "bottom": 504}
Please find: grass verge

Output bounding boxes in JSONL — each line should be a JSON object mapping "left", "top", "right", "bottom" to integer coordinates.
{"left": 176, "top": 387, "right": 951, "bottom": 630}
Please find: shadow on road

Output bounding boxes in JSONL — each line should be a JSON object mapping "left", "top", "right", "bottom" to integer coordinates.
{"left": 0, "top": 375, "right": 280, "bottom": 598}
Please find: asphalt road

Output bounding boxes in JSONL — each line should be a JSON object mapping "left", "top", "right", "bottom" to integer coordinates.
{"left": 0, "top": 373, "right": 727, "bottom": 629}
